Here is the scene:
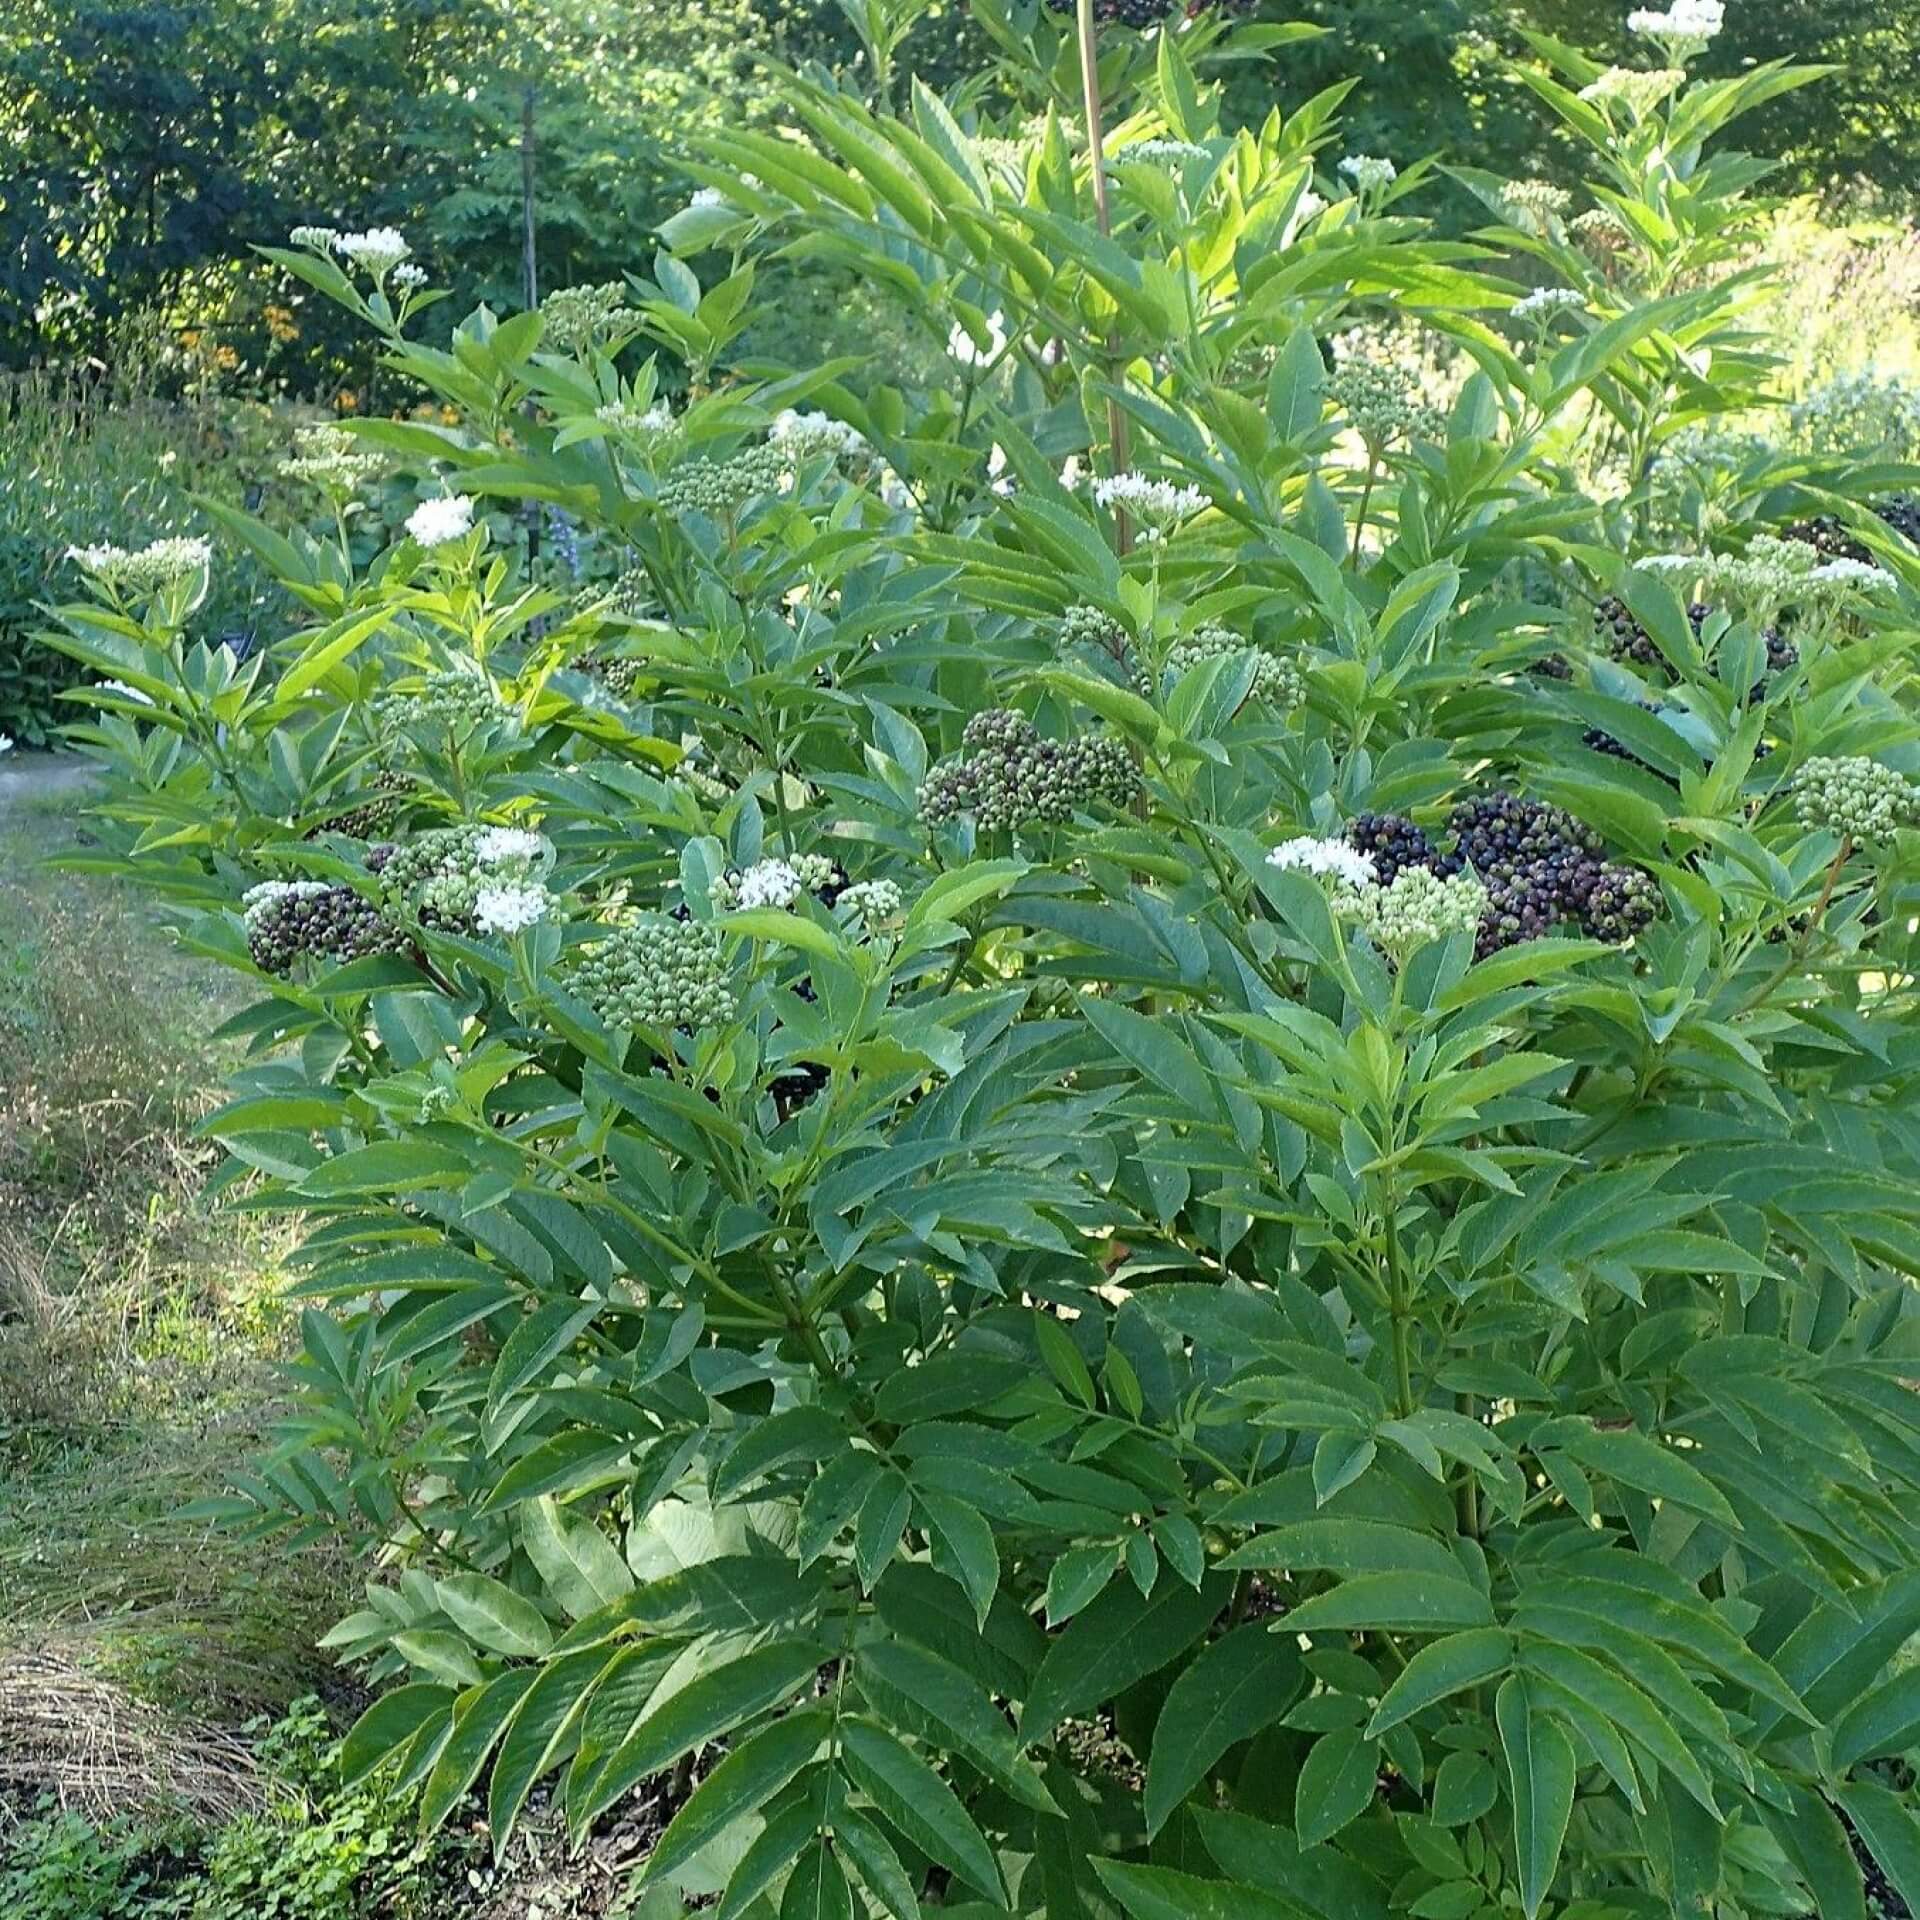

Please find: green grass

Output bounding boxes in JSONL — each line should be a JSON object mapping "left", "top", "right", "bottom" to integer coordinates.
{"left": 0, "top": 777, "right": 350, "bottom": 1722}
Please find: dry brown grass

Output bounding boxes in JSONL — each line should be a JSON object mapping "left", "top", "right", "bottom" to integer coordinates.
{"left": 0, "top": 1649, "right": 264, "bottom": 1826}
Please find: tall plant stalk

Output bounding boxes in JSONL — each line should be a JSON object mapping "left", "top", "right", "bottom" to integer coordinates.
{"left": 1073, "top": 0, "right": 1133, "bottom": 555}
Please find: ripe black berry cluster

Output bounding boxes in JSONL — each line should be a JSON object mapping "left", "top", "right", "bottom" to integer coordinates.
{"left": 1346, "top": 813, "right": 1460, "bottom": 886}
{"left": 919, "top": 709, "right": 1137, "bottom": 831}
{"left": 1785, "top": 496, "right": 1920, "bottom": 564}
{"left": 1042, "top": 0, "right": 1253, "bottom": 23}
{"left": 245, "top": 882, "right": 410, "bottom": 974}
{"left": 1345, "top": 794, "right": 1657, "bottom": 957}
{"left": 310, "top": 770, "right": 413, "bottom": 841}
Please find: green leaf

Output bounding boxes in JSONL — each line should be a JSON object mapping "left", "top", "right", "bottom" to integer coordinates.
{"left": 1044, "top": 1542, "right": 1120, "bottom": 1625}
{"left": 1093, "top": 1860, "right": 1314, "bottom": 1920}
{"left": 644, "top": 1709, "right": 831, "bottom": 1884}
{"left": 781, "top": 1839, "right": 853, "bottom": 1920}
{"left": 1079, "top": 995, "right": 1221, "bottom": 1120}
{"left": 522, "top": 1497, "right": 635, "bottom": 1621}
{"left": 437, "top": 1573, "right": 555, "bottom": 1659}
{"left": 917, "top": 1489, "right": 1000, "bottom": 1627}
{"left": 1294, "top": 1727, "right": 1379, "bottom": 1847}
{"left": 1024, "top": 1573, "right": 1228, "bottom": 1740}
{"left": 857, "top": 1638, "right": 1057, "bottom": 1816}
{"left": 1368, "top": 1629, "right": 1514, "bottom": 1735}
{"left": 489, "top": 1647, "right": 614, "bottom": 1854}
{"left": 1284, "top": 1572, "right": 1494, "bottom": 1636}
{"left": 1835, "top": 1781, "right": 1920, "bottom": 1919}
{"left": 1312, "top": 1432, "right": 1377, "bottom": 1505}
{"left": 340, "top": 1683, "right": 454, "bottom": 1787}
{"left": 1833, "top": 1664, "right": 1920, "bottom": 1768}
{"left": 1496, "top": 1675, "right": 1576, "bottom": 1920}
{"left": 1552, "top": 1423, "right": 1740, "bottom": 1530}
{"left": 573, "top": 1641, "right": 824, "bottom": 1832}
{"left": 1144, "top": 1624, "right": 1303, "bottom": 1835}
{"left": 833, "top": 1805, "right": 923, "bottom": 1920}
{"left": 422, "top": 1670, "right": 537, "bottom": 1832}
{"left": 838, "top": 1717, "right": 1005, "bottom": 1901}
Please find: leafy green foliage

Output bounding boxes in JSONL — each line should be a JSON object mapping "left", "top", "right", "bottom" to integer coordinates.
{"left": 42, "top": 10, "right": 1920, "bottom": 1920}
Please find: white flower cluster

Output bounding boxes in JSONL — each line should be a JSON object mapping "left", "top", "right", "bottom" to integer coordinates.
{"left": 1578, "top": 67, "right": 1685, "bottom": 115}
{"left": 689, "top": 187, "right": 730, "bottom": 211}
{"left": 335, "top": 228, "right": 412, "bottom": 277}
{"left": 474, "top": 882, "right": 553, "bottom": 936}
{"left": 1643, "top": 539, "right": 1891, "bottom": 609}
{"left": 289, "top": 225, "right": 339, "bottom": 252}
{"left": 406, "top": 496, "right": 475, "bottom": 548}
{"left": 948, "top": 310, "right": 1008, "bottom": 369}
{"left": 1511, "top": 287, "right": 1586, "bottom": 323}
{"left": 1294, "top": 188, "right": 1328, "bottom": 225}
{"left": 68, "top": 536, "right": 212, "bottom": 594}
{"left": 711, "top": 854, "right": 839, "bottom": 912}
{"left": 1267, "top": 836, "right": 1377, "bottom": 889}
{"left": 1091, "top": 472, "right": 1209, "bottom": 537}
{"left": 473, "top": 826, "right": 546, "bottom": 865}
{"left": 1502, "top": 180, "right": 1572, "bottom": 222}
{"left": 596, "top": 400, "right": 677, "bottom": 444}
{"left": 1628, "top": 0, "right": 1724, "bottom": 46}
{"left": 279, "top": 423, "right": 383, "bottom": 493}
{"left": 242, "top": 879, "right": 333, "bottom": 927}
{"left": 1338, "top": 155, "right": 1397, "bottom": 193}
{"left": 1792, "top": 373, "right": 1920, "bottom": 461}
{"left": 770, "top": 410, "right": 867, "bottom": 460}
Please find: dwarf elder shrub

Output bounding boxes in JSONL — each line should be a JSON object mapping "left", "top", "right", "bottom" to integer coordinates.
{"left": 43, "top": 6, "right": 1920, "bottom": 1917}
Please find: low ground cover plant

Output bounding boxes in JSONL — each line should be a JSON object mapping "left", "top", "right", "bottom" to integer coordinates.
{"left": 40, "top": 3, "right": 1920, "bottom": 1916}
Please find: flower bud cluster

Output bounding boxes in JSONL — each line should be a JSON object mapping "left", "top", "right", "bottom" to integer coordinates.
{"left": 710, "top": 854, "right": 842, "bottom": 913}
{"left": 1511, "top": 287, "right": 1586, "bottom": 325}
{"left": 280, "top": 424, "right": 384, "bottom": 493}
{"left": 656, "top": 445, "right": 788, "bottom": 517}
{"left": 1337, "top": 155, "right": 1397, "bottom": 194}
{"left": 563, "top": 916, "right": 736, "bottom": 1030}
{"left": 243, "top": 879, "right": 408, "bottom": 974}
{"left": 542, "top": 283, "right": 642, "bottom": 353}
{"left": 373, "top": 670, "right": 504, "bottom": 738}
{"left": 1163, "top": 624, "right": 1305, "bottom": 707}
{"left": 67, "top": 536, "right": 213, "bottom": 594}
{"left": 1794, "top": 756, "right": 1917, "bottom": 843}
{"left": 919, "top": 709, "right": 1137, "bottom": 831}
{"left": 333, "top": 228, "right": 411, "bottom": 278}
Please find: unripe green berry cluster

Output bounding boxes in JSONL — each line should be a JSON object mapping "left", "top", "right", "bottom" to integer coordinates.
{"left": 656, "top": 445, "right": 787, "bottom": 517}
{"left": 919, "top": 709, "right": 1138, "bottom": 831}
{"left": 563, "top": 916, "right": 737, "bottom": 1030}
{"left": 1163, "top": 624, "right": 1305, "bottom": 707}
{"left": 1795, "top": 756, "right": 1917, "bottom": 843}
{"left": 1341, "top": 866, "right": 1489, "bottom": 956}
{"left": 373, "top": 670, "right": 504, "bottom": 738}
{"left": 1328, "top": 359, "right": 1445, "bottom": 448}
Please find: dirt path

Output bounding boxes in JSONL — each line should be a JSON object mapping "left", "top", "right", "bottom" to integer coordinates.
{"left": 0, "top": 748, "right": 97, "bottom": 822}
